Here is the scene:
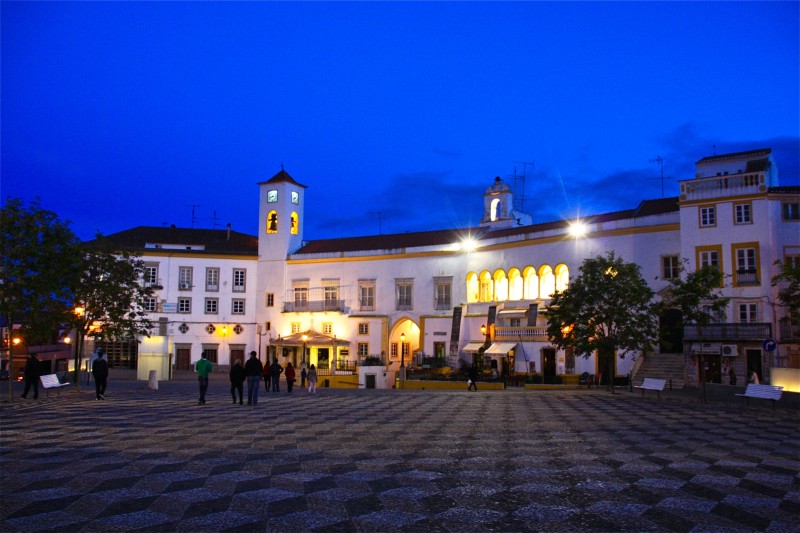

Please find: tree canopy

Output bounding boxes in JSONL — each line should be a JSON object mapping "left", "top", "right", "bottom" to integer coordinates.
{"left": 772, "top": 258, "right": 800, "bottom": 322}
{"left": 657, "top": 262, "right": 728, "bottom": 335}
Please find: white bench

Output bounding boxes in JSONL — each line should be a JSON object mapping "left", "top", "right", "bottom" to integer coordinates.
{"left": 735, "top": 383, "right": 783, "bottom": 410}
{"left": 40, "top": 374, "right": 70, "bottom": 397}
{"left": 634, "top": 377, "right": 667, "bottom": 399}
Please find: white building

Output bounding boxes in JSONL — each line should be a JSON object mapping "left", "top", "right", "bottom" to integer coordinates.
{"left": 102, "top": 148, "right": 799, "bottom": 386}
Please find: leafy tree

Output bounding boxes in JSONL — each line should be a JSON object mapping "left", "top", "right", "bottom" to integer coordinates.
{"left": 772, "top": 258, "right": 800, "bottom": 322}
{"left": 546, "top": 252, "right": 658, "bottom": 392}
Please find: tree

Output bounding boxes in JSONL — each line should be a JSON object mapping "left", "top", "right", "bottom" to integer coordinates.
{"left": 546, "top": 252, "right": 658, "bottom": 392}
{"left": 772, "top": 258, "right": 800, "bottom": 323}
{"left": 0, "top": 198, "right": 79, "bottom": 400}
{"left": 69, "top": 236, "right": 161, "bottom": 383}
{"left": 657, "top": 262, "right": 727, "bottom": 403}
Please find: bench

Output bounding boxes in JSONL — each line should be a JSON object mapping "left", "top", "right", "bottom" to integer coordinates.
{"left": 735, "top": 383, "right": 783, "bottom": 410}
{"left": 634, "top": 377, "right": 666, "bottom": 399}
{"left": 40, "top": 373, "right": 70, "bottom": 397}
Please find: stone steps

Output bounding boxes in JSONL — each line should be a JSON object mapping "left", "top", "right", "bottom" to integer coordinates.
{"left": 633, "top": 353, "right": 686, "bottom": 389}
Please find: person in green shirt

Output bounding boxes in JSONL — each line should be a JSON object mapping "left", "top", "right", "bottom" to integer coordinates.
{"left": 195, "top": 351, "right": 213, "bottom": 405}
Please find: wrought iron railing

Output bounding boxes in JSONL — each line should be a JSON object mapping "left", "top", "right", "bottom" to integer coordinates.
{"left": 684, "top": 322, "right": 771, "bottom": 341}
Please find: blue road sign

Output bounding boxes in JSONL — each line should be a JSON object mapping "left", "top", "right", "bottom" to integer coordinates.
{"left": 763, "top": 339, "right": 777, "bottom": 352}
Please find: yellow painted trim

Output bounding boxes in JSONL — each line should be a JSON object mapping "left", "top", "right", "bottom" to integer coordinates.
{"left": 695, "top": 244, "right": 724, "bottom": 287}
{"left": 730, "top": 241, "right": 761, "bottom": 287}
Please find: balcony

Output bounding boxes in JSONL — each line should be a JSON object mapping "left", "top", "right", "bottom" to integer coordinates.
{"left": 283, "top": 299, "right": 346, "bottom": 313}
{"left": 684, "top": 322, "right": 771, "bottom": 341}
{"left": 779, "top": 320, "right": 800, "bottom": 341}
{"left": 680, "top": 171, "right": 765, "bottom": 202}
{"left": 735, "top": 269, "right": 759, "bottom": 286}
{"left": 494, "top": 326, "right": 549, "bottom": 342}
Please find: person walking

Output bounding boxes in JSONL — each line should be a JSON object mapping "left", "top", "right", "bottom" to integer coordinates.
{"left": 262, "top": 362, "right": 271, "bottom": 393}
{"left": 21, "top": 353, "right": 41, "bottom": 400}
{"left": 300, "top": 366, "right": 307, "bottom": 388}
{"left": 229, "top": 359, "right": 246, "bottom": 405}
{"left": 468, "top": 364, "right": 478, "bottom": 392}
{"left": 92, "top": 349, "right": 109, "bottom": 400}
{"left": 270, "top": 358, "right": 283, "bottom": 392}
{"left": 195, "top": 351, "right": 213, "bottom": 405}
{"left": 307, "top": 363, "right": 318, "bottom": 394}
{"left": 244, "top": 351, "right": 263, "bottom": 405}
{"left": 285, "top": 362, "right": 296, "bottom": 394}
{"left": 748, "top": 368, "right": 760, "bottom": 385}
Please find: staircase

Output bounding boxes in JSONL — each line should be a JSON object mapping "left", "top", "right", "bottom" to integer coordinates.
{"left": 632, "top": 353, "right": 686, "bottom": 389}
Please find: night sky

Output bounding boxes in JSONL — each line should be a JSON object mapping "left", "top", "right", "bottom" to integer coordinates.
{"left": 2, "top": 2, "right": 798, "bottom": 241}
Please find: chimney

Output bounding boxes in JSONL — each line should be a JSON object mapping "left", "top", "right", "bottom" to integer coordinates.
{"left": 226, "top": 223, "right": 231, "bottom": 240}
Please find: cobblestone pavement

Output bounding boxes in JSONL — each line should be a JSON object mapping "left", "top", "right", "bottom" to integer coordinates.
{"left": 1, "top": 380, "right": 798, "bottom": 532}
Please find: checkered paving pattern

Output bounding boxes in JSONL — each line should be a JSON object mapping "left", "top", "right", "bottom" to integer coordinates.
{"left": 1, "top": 385, "right": 798, "bottom": 532}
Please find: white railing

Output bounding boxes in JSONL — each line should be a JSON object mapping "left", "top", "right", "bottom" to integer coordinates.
{"left": 494, "top": 326, "right": 549, "bottom": 341}
{"left": 681, "top": 172, "right": 764, "bottom": 201}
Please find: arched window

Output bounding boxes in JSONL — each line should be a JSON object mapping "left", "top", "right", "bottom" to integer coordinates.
{"left": 266, "top": 210, "right": 278, "bottom": 234}
{"left": 555, "top": 264, "right": 570, "bottom": 293}
{"left": 490, "top": 198, "right": 501, "bottom": 221}
{"left": 493, "top": 269, "right": 508, "bottom": 301}
{"left": 478, "top": 271, "right": 493, "bottom": 302}
{"left": 539, "top": 265, "right": 555, "bottom": 298}
{"left": 290, "top": 212, "right": 299, "bottom": 235}
{"left": 508, "top": 268, "right": 522, "bottom": 300}
{"left": 523, "top": 266, "right": 538, "bottom": 299}
{"left": 466, "top": 272, "right": 479, "bottom": 303}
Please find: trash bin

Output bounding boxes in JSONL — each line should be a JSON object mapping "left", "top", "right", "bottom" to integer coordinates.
{"left": 148, "top": 370, "right": 158, "bottom": 390}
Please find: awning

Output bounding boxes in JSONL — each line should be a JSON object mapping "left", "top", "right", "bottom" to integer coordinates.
{"left": 498, "top": 309, "right": 528, "bottom": 318}
{"left": 485, "top": 342, "right": 519, "bottom": 355}
{"left": 461, "top": 342, "right": 486, "bottom": 353}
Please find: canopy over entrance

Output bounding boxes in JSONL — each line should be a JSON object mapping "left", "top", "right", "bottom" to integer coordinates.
{"left": 485, "top": 342, "right": 518, "bottom": 355}
{"left": 270, "top": 330, "right": 350, "bottom": 347}
{"left": 461, "top": 341, "right": 486, "bottom": 353}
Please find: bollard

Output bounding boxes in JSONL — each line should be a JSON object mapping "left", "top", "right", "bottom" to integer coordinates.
{"left": 148, "top": 370, "right": 158, "bottom": 390}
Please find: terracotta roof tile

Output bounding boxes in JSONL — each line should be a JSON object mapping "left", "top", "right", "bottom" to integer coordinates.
{"left": 696, "top": 148, "right": 771, "bottom": 163}
{"left": 92, "top": 226, "right": 258, "bottom": 255}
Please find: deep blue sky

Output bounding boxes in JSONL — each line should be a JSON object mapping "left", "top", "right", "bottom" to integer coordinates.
{"left": 2, "top": 2, "right": 798, "bottom": 241}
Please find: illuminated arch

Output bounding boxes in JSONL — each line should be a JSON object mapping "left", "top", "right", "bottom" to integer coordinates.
{"left": 555, "top": 264, "right": 570, "bottom": 293}
{"left": 508, "top": 268, "right": 522, "bottom": 300}
{"left": 466, "top": 272, "right": 479, "bottom": 303}
{"left": 266, "top": 210, "right": 278, "bottom": 234}
{"left": 493, "top": 269, "right": 508, "bottom": 301}
{"left": 290, "top": 211, "right": 299, "bottom": 235}
{"left": 539, "top": 264, "right": 555, "bottom": 298}
{"left": 478, "top": 270, "right": 493, "bottom": 302}
{"left": 490, "top": 198, "right": 501, "bottom": 221}
{"left": 523, "top": 266, "right": 539, "bottom": 299}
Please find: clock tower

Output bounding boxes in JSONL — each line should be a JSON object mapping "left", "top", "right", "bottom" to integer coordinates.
{"left": 257, "top": 168, "right": 306, "bottom": 260}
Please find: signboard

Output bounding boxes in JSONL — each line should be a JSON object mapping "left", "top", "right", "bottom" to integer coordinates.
{"left": 163, "top": 303, "right": 177, "bottom": 313}
{"left": 763, "top": 339, "right": 777, "bottom": 352}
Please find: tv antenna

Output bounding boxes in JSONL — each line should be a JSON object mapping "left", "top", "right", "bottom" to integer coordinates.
{"left": 186, "top": 204, "right": 201, "bottom": 228}
{"left": 511, "top": 160, "right": 534, "bottom": 213}
{"left": 648, "top": 156, "right": 672, "bottom": 198}
{"left": 368, "top": 211, "right": 386, "bottom": 235}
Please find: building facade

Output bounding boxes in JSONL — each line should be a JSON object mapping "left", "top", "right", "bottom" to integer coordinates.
{"left": 103, "top": 148, "right": 799, "bottom": 386}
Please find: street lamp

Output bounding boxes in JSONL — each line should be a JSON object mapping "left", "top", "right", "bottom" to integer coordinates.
{"left": 301, "top": 333, "right": 308, "bottom": 365}
{"left": 400, "top": 332, "right": 406, "bottom": 368}
{"left": 73, "top": 306, "right": 85, "bottom": 389}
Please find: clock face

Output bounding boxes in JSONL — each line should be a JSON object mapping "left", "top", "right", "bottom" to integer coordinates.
{"left": 291, "top": 191, "right": 299, "bottom": 204}
{"left": 267, "top": 190, "right": 278, "bottom": 203}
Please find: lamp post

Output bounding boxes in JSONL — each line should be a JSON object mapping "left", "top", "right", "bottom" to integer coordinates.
{"left": 73, "top": 306, "right": 85, "bottom": 390}
{"left": 256, "top": 324, "right": 264, "bottom": 363}
{"left": 301, "top": 333, "right": 308, "bottom": 365}
{"left": 221, "top": 325, "right": 228, "bottom": 365}
{"left": 399, "top": 332, "right": 406, "bottom": 383}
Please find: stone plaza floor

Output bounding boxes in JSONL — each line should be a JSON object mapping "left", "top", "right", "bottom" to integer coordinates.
{"left": 0, "top": 377, "right": 798, "bottom": 532}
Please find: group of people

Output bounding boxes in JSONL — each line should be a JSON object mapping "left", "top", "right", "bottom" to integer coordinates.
{"left": 20, "top": 349, "right": 109, "bottom": 401}
{"left": 195, "top": 350, "right": 319, "bottom": 406}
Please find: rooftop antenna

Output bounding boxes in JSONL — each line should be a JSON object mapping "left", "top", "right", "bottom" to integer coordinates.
{"left": 648, "top": 156, "right": 672, "bottom": 198}
{"left": 186, "top": 204, "right": 201, "bottom": 228}
{"left": 512, "top": 160, "right": 534, "bottom": 213}
{"left": 368, "top": 211, "right": 386, "bottom": 235}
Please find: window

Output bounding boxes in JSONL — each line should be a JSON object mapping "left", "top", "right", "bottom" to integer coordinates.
{"left": 391, "top": 343, "right": 398, "bottom": 358}
{"left": 178, "top": 297, "right": 191, "bottom": 313}
{"left": 294, "top": 287, "right": 308, "bottom": 309}
{"left": 661, "top": 255, "right": 680, "bottom": 280}
{"left": 739, "top": 303, "right": 758, "bottom": 323}
{"left": 434, "top": 277, "right": 452, "bottom": 310}
{"left": 359, "top": 281, "right": 375, "bottom": 311}
{"left": 290, "top": 212, "right": 298, "bottom": 235}
{"left": 233, "top": 269, "right": 246, "bottom": 292}
{"left": 143, "top": 297, "right": 157, "bottom": 312}
{"left": 698, "top": 249, "right": 720, "bottom": 270}
{"left": 291, "top": 322, "right": 301, "bottom": 334}
{"left": 783, "top": 202, "right": 800, "bottom": 221}
{"left": 323, "top": 281, "right": 339, "bottom": 309}
{"left": 206, "top": 268, "right": 219, "bottom": 291}
{"left": 510, "top": 318, "right": 521, "bottom": 327}
{"left": 357, "top": 343, "right": 369, "bottom": 357}
{"left": 734, "top": 245, "right": 758, "bottom": 286}
{"left": 358, "top": 323, "right": 369, "bottom": 335}
{"left": 699, "top": 206, "right": 716, "bottom": 227}
{"left": 232, "top": 299, "right": 245, "bottom": 314}
{"left": 266, "top": 210, "right": 278, "bottom": 233}
{"left": 144, "top": 264, "right": 159, "bottom": 287}
{"left": 266, "top": 293, "right": 274, "bottom": 307}
{"left": 179, "top": 267, "right": 193, "bottom": 290}
{"left": 396, "top": 279, "right": 413, "bottom": 310}
{"left": 322, "top": 322, "right": 333, "bottom": 335}
{"left": 734, "top": 203, "right": 752, "bottom": 224}
{"left": 205, "top": 298, "right": 218, "bottom": 314}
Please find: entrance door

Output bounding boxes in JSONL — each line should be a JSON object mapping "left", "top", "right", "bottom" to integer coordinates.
{"left": 542, "top": 348, "right": 556, "bottom": 384}
{"left": 659, "top": 309, "right": 683, "bottom": 353}
{"left": 704, "top": 354, "right": 721, "bottom": 383}
{"left": 176, "top": 349, "right": 191, "bottom": 371}
{"left": 317, "top": 348, "right": 329, "bottom": 370}
{"left": 365, "top": 374, "right": 376, "bottom": 389}
{"left": 746, "top": 349, "right": 762, "bottom": 382}
{"left": 231, "top": 349, "right": 245, "bottom": 367}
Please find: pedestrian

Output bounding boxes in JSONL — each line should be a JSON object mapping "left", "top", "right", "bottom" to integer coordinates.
{"left": 229, "top": 359, "right": 246, "bottom": 405}
{"left": 270, "top": 358, "right": 283, "bottom": 392}
{"left": 92, "top": 349, "right": 109, "bottom": 400}
{"left": 729, "top": 366, "right": 737, "bottom": 386}
{"left": 21, "top": 353, "right": 41, "bottom": 400}
{"left": 262, "top": 362, "right": 271, "bottom": 392}
{"left": 748, "top": 369, "right": 760, "bottom": 385}
{"left": 195, "top": 351, "right": 213, "bottom": 405}
{"left": 307, "top": 363, "right": 318, "bottom": 394}
{"left": 468, "top": 364, "right": 478, "bottom": 391}
{"left": 285, "top": 362, "right": 296, "bottom": 393}
{"left": 301, "top": 366, "right": 307, "bottom": 388}
{"left": 244, "top": 351, "right": 263, "bottom": 405}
